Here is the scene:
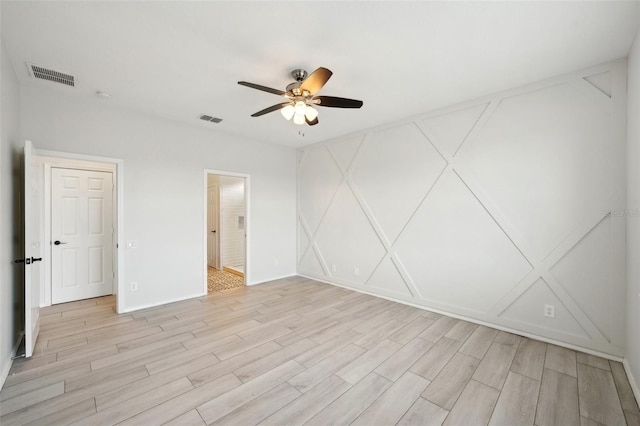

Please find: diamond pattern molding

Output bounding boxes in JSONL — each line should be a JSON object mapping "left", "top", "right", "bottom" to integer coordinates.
{"left": 297, "top": 60, "right": 627, "bottom": 357}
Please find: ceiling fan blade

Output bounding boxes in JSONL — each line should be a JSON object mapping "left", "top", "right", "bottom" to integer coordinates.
{"left": 299, "top": 67, "right": 333, "bottom": 95}
{"left": 314, "top": 96, "right": 363, "bottom": 109}
{"left": 238, "top": 81, "right": 286, "bottom": 96}
{"left": 306, "top": 116, "right": 319, "bottom": 126}
{"left": 251, "top": 102, "right": 291, "bottom": 117}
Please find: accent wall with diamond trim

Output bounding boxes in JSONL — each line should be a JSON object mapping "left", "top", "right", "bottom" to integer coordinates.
{"left": 297, "top": 60, "right": 627, "bottom": 357}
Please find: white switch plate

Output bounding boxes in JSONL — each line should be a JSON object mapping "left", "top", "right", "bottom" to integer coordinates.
{"left": 331, "top": 264, "right": 337, "bottom": 272}
{"left": 354, "top": 267, "right": 360, "bottom": 276}
{"left": 131, "top": 282, "right": 138, "bottom": 291}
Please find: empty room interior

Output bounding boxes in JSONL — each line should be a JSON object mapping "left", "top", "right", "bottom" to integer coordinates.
{"left": 2, "top": 1, "right": 640, "bottom": 425}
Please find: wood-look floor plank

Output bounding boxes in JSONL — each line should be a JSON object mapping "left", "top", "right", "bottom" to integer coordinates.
{"left": 351, "top": 371, "right": 430, "bottom": 426}
{"left": 187, "top": 341, "right": 282, "bottom": 387}
{"left": 288, "top": 344, "right": 366, "bottom": 393}
{"left": 259, "top": 375, "right": 351, "bottom": 426}
{"left": 397, "top": 397, "right": 449, "bottom": 426}
{"left": 422, "top": 352, "right": 480, "bottom": 410}
{"left": 0, "top": 364, "right": 90, "bottom": 401}
{"left": 306, "top": 372, "right": 392, "bottom": 425}
{"left": 535, "top": 368, "right": 580, "bottom": 426}
{"left": 488, "top": 371, "right": 540, "bottom": 426}
{"left": 577, "top": 352, "right": 611, "bottom": 371}
{"left": 196, "top": 359, "right": 305, "bottom": 424}
{"left": 73, "top": 377, "right": 193, "bottom": 426}
{"left": 418, "top": 316, "right": 459, "bottom": 343}
{"left": 577, "top": 362, "right": 626, "bottom": 425}
{"left": 442, "top": 379, "right": 500, "bottom": 426}
{"left": 233, "top": 338, "right": 316, "bottom": 383}
{"left": 410, "top": 337, "right": 462, "bottom": 380}
{"left": 335, "top": 339, "right": 402, "bottom": 385}
{"left": 24, "top": 398, "right": 96, "bottom": 426}
{"left": 294, "top": 329, "right": 362, "bottom": 368}
{"left": 444, "top": 320, "right": 478, "bottom": 342}
{"left": 375, "top": 337, "right": 434, "bottom": 382}
{"left": 545, "top": 344, "right": 577, "bottom": 377}
{"left": 163, "top": 410, "right": 206, "bottom": 426}
{"left": 472, "top": 342, "right": 518, "bottom": 390}
{"left": 388, "top": 316, "right": 436, "bottom": 345}
{"left": 609, "top": 361, "right": 640, "bottom": 415}
{"left": 117, "top": 373, "right": 241, "bottom": 426}
{"left": 458, "top": 325, "right": 498, "bottom": 359}
{"left": 493, "top": 331, "right": 522, "bottom": 348}
{"left": 0, "top": 382, "right": 65, "bottom": 416}
{"left": 510, "top": 337, "right": 546, "bottom": 381}
{"left": 213, "top": 382, "right": 301, "bottom": 426}
{"left": 626, "top": 411, "right": 640, "bottom": 426}
{"left": 96, "top": 354, "right": 218, "bottom": 410}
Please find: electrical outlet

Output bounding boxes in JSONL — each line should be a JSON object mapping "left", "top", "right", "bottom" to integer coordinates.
{"left": 131, "top": 282, "right": 138, "bottom": 291}
{"left": 544, "top": 304, "right": 555, "bottom": 318}
{"left": 354, "top": 267, "right": 360, "bottom": 276}
{"left": 331, "top": 264, "right": 337, "bottom": 272}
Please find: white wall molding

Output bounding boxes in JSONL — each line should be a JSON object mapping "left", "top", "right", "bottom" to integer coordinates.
{"left": 297, "top": 59, "right": 627, "bottom": 356}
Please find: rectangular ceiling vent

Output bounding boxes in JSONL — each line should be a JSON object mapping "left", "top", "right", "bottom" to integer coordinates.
{"left": 199, "top": 114, "right": 223, "bottom": 124}
{"left": 26, "top": 62, "right": 75, "bottom": 87}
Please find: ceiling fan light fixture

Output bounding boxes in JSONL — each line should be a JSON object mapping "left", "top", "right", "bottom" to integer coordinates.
{"left": 293, "top": 112, "right": 305, "bottom": 125}
{"left": 304, "top": 106, "right": 318, "bottom": 121}
{"left": 294, "top": 101, "right": 307, "bottom": 116}
{"left": 281, "top": 104, "right": 294, "bottom": 120}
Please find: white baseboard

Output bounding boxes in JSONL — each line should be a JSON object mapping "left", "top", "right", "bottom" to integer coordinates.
{"left": 1, "top": 332, "right": 24, "bottom": 390}
{"left": 299, "top": 274, "right": 625, "bottom": 363}
{"left": 247, "top": 274, "right": 297, "bottom": 286}
{"left": 118, "top": 292, "right": 207, "bottom": 314}
{"left": 623, "top": 359, "right": 640, "bottom": 407}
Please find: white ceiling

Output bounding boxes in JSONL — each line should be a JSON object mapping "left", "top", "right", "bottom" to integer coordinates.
{"left": 1, "top": 1, "right": 638, "bottom": 147}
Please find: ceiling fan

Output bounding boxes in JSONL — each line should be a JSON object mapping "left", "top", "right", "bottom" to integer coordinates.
{"left": 238, "top": 67, "right": 363, "bottom": 126}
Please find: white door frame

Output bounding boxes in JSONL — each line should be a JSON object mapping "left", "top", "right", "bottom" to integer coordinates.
{"left": 38, "top": 148, "right": 125, "bottom": 314}
{"left": 203, "top": 169, "right": 250, "bottom": 293}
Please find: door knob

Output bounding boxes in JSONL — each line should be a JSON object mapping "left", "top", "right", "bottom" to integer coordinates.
{"left": 53, "top": 240, "right": 67, "bottom": 245}
{"left": 211, "top": 230, "right": 216, "bottom": 233}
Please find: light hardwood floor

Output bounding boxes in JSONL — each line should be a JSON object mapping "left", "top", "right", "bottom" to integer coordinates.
{"left": 1, "top": 276, "right": 638, "bottom": 425}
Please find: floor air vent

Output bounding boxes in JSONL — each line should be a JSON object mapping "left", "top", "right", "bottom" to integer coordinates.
{"left": 199, "top": 114, "right": 223, "bottom": 123}
{"left": 26, "top": 63, "right": 75, "bottom": 87}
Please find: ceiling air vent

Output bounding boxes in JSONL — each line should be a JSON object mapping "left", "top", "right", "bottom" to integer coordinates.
{"left": 26, "top": 63, "right": 75, "bottom": 87}
{"left": 199, "top": 114, "right": 223, "bottom": 124}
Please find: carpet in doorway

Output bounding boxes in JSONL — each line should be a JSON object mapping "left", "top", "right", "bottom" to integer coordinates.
{"left": 208, "top": 267, "right": 245, "bottom": 292}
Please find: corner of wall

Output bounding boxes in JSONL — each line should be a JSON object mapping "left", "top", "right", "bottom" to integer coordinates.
{"left": 626, "top": 14, "right": 640, "bottom": 408}
{"left": 0, "top": 35, "right": 23, "bottom": 388}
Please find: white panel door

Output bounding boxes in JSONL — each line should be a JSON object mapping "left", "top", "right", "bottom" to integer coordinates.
{"left": 51, "top": 168, "right": 114, "bottom": 304}
{"left": 207, "top": 185, "right": 218, "bottom": 268}
{"left": 23, "top": 141, "right": 42, "bottom": 357}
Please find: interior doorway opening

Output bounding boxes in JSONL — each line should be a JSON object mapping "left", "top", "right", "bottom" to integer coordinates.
{"left": 205, "top": 172, "right": 247, "bottom": 293}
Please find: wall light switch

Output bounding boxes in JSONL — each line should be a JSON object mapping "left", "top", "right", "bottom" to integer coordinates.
{"left": 131, "top": 282, "right": 138, "bottom": 291}
{"left": 331, "top": 264, "right": 337, "bottom": 272}
{"left": 354, "top": 267, "right": 360, "bottom": 276}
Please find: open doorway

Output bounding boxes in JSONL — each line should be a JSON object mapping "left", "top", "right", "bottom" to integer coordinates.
{"left": 205, "top": 172, "right": 247, "bottom": 292}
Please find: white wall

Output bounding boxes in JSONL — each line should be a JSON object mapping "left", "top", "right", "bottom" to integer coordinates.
{"left": 627, "top": 17, "right": 640, "bottom": 398}
{"left": 20, "top": 85, "right": 297, "bottom": 312}
{"left": 298, "top": 60, "right": 627, "bottom": 357}
{"left": 0, "top": 38, "right": 22, "bottom": 386}
{"left": 220, "top": 176, "right": 245, "bottom": 269}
